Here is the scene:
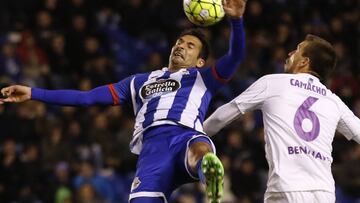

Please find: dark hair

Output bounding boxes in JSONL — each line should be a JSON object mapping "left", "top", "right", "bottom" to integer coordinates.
{"left": 302, "top": 34, "right": 337, "bottom": 80}
{"left": 178, "top": 28, "right": 210, "bottom": 60}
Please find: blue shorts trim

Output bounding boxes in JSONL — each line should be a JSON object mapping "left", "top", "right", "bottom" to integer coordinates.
{"left": 129, "top": 192, "right": 167, "bottom": 203}
{"left": 184, "top": 135, "right": 216, "bottom": 179}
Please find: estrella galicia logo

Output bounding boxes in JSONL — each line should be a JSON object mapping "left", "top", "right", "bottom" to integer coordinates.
{"left": 140, "top": 79, "right": 180, "bottom": 99}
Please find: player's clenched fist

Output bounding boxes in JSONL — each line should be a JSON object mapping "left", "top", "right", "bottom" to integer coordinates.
{"left": 0, "top": 85, "right": 31, "bottom": 104}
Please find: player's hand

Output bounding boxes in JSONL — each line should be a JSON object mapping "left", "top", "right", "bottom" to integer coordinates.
{"left": 223, "top": 0, "right": 247, "bottom": 19}
{"left": 0, "top": 85, "right": 31, "bottom": 104}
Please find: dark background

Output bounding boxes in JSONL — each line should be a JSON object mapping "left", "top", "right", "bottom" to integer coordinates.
{"left": 0, "top": 0, "right": 359, "bottom": 202}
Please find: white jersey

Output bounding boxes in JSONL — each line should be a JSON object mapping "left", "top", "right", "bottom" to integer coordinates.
{"left": 204, "top": 73, "right": 360, "bottom": 193}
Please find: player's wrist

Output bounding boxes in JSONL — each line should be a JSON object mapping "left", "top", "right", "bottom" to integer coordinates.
{"left": 230, "top": 16, "right": 243, "bottom": 20}
{"left": 229, "top": 17, "right": 243, "bottom": 24}
{"left": 229, "top": 16, "right": 242, "bottom": 20}
{"left": 26, "top": 86, "right": 31, "bottom": 100}
{"left": 31, "top": 87, "right": 43, "bottom": 100}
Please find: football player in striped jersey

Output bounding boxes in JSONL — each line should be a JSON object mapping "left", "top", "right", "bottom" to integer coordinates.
{"left": 1, "top": 0, "right": 247, "bottom": 202}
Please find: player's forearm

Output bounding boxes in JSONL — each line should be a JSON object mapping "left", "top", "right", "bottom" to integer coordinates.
{"left": 214, "top": 18, "right": 245, "bottom": 79}
{"left": 337, "top": 108, "right": 360, "bottom": 144}
{"left": 204, "top": 101, "right": 242, "bottom": 136}
{"left": 31, "top": 85, "right": 113, "bottom": 106}
{"left": 229, "top": 18, "right": 245, "bottom": 59}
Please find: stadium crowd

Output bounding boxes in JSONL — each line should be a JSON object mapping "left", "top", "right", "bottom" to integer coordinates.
{"left": 0, "top": 0, "right": 359, "bottom": 202}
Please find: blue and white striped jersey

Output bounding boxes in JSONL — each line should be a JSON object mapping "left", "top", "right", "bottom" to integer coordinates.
{"left": 30, "top": 19, "right": 245, "bottom": 155}
{"left": 105, "top": 18, "right": 245, "bottom": 154}
{"left": 110, "top": 66, "right": 226, "bottom": 154}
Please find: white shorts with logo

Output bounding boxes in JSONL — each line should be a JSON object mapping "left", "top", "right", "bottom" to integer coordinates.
{"left": 264, "top": 191, "right": 335, "bottom": 203}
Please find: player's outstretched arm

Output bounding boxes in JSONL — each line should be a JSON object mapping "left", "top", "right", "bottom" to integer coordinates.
{"left": 204, "top": 76, "right": 269, "bottom": 136}
{"left": 0, "top": 85, "right": 31, "bottom": 104}
{"left": 204, "top": 101, "right": 242, "bottom": 136}
{"left": 337, "top": 102, "right": 360, "bottom": 144}
{"left": 1, "top": 85, "right": 114, "bottom": 106}
{"left": 212, "top": 0, "right": 247, "bottom": 81}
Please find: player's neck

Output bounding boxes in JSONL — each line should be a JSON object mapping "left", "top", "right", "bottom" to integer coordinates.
{"left": 168, "top": 64, "right": 188, "bottom": 72}
{"left": 293, "top": 66, "right": 320, "bottom": 78}
{"left": 294, "top": 65, "right": 310, "bottom": 74}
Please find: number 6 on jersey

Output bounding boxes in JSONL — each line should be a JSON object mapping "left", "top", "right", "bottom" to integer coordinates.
{"left": 293, "top": 96, "right": 320, "bottom": 141}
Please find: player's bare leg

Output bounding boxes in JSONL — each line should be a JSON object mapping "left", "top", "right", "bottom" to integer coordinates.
{"left": 188, "top": 141, "right": 224, "bottom": 203}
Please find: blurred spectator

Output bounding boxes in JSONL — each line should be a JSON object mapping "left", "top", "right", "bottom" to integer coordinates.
{"left": 41, "top": 124, "right": 71, "bottom": 171}
{"left": 0, "top": 0, "right": 359, "bottom": 202}
{"left": 119, "top": 0, "right": 150, "bottom": 37}
{"left": 20, "top": 144, "right": 43, "bottom": 198}
{"left": 334, "top": 145, "right": 360, "bottom": 202}
{"left": 16, "top": 31, "right": 49, "bottom": 86}
{"left": 231, "top": 154, "right": 261, "bottom": 202}
{"left": 223, "top": 129, "right": 246, "bottom": 160}
{"left": 0, "top": 42, "right": 22, "bottom": 82}
{"left": 0, "top": 139, "right": 23, "bottom": 202}
{"left": 66, "top": 14, "right": 89, "bottom": 72}
{"left": 34, "top": 10, "right": 56, "bottom": 49}
{"left": 75, "top": 183, "right": 104, "bottom": 203}
{"left": 47, "top": 33, "right": 73, "bottom": 88}
{"left": 50, "top": 161, "right": 73, "bottom": 203}
{"left": 73, "top": 161, "right": 115, "bottom": 202}
{"left": 84, "top": 54, "right": 114, "bottom": 87}
{"left": 219, "top": 154, "right": 236, "bottom": 203}
{"left": 141, "top": 52, "right": 164, "bottom": 72}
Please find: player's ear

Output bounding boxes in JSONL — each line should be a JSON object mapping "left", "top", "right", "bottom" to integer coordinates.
{"left": 300, "top": 57, "right": 310, "bottom": 67}
{"left": 196, "top": 58, "right": 205, "bottom": 67}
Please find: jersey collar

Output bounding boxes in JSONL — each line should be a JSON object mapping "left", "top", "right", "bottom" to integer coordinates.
{"left": 296, "top": 73, "right": 320, "bottom": 82}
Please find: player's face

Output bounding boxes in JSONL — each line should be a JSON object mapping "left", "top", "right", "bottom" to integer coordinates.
{"left": 169, "top": 35, "right": 204, "bottom": 70}
{"left": 284, "top": 41, "right": 308, "bottom": 73}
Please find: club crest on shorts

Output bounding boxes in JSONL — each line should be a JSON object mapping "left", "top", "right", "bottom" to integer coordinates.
{"left": 131, "top": 177, "right": 141, "bottom": 191}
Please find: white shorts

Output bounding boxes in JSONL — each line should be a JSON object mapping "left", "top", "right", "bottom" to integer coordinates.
{"left": 264, "top": 191, "right": 335, "bottom": 203}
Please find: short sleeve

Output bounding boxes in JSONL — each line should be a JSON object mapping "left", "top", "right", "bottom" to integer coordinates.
{"left": 233, "top": 76, "right": 269, "bottom": 114}
{"left": 337, "top": 101, "right": 360, "bottom": 141}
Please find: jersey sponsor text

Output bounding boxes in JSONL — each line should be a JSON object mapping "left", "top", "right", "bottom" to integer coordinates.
{"left": 140, "top": 79, "right": 180, "bottom": 99}
{"left": 288, "top": 145, "right": 331, "bottom": 162}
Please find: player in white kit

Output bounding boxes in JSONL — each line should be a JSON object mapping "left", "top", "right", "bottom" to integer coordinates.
{"left": 203, "top": 34, "right": 360, "bottom": 203}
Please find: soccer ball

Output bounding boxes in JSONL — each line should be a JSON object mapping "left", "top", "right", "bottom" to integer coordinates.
{"left": 183, "top": 0, "right": 225, "bottom": 26}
